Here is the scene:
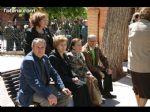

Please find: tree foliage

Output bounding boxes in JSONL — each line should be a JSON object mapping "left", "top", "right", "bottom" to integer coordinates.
{"left": 12, "top": 7, "right": 87, "bottom": 20}
{"left": 44, "top": 7, "right": 87, "bottom": 20}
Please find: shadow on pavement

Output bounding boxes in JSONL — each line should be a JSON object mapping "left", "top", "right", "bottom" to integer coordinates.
{"left": 117, "top": 74, "right": 133, "bottom": 87}
{"left": 102, "top": 99, "right": 120, "bottom": 107}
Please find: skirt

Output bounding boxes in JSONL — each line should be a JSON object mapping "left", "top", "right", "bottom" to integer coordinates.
{"left": 129, "top": 70, "right": 150, "bottom": 99}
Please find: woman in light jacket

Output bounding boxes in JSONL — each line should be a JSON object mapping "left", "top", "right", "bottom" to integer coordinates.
{"left": 128, "top": 7, "right": 150, "bottom": 107}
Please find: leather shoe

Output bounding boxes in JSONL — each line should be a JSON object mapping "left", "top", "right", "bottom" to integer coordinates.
{"left": 101, "top": 100, "right": 105, "bottom": 104}
{"left": 103, "top": 93, "right": 117, "bottom": 99}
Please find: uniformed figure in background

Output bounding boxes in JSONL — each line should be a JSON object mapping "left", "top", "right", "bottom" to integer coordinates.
{"left": 3, "top": 21, "right": 15, "bottom": 51}
{"left": 13, "top": 25, "right": 22, "bottom": 51}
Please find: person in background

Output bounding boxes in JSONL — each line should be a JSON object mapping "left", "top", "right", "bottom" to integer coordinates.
{"left": 21, "top": 25, "right": 29, "bottom": 49}
{"left": 13, "top": 25, "right": 22, "bottom": 51}
{"left": 55, "top": 26, "right": 65, "bottom": 36}
{"left": 82, "top": 34, "right": 116, "bottom": 99}
{"left": 78, "top": 18, "right": 84, "bottom": 39}
{"left": 3, "top": 21, "right": 15, "bottom": 51}
{"left": 49, "top": 35, "right": 92, "bottom": 106}
{"left": 63, "top": 20, "right": 71, "bottom": 35}
{"left": 24, "top": 11, "right": 54, "bottom": 56}
{"left": 0, "top": 26, "right": 3, "bottom": 49}
{"left": 50, "top": 20, "right": 58, "bottom": 35}
{"left": 81, "top": 20, "right": 88, "bottom": 45}
{"left": 129, "top": 12, "right": 140, "bottom": 32}
{"left": 71, "top": 20, "right": 81, "bottom": 39}
{"left": 17, "top": 38, "right": 72, "bottom": 107}
{"left": 67, "top": 38, "right": 103, "bottom": 106}
{"left": 128, "top": 7, "right": 150, "bottom": 107}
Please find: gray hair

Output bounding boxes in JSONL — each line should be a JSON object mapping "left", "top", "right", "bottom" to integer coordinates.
{"left": 131, "top": 12, "right": 140, "bottom": 23}
{"left": 83, "top": 19, "right": 88, "bottom": 23}
{"left": 139, "top": 7, "right": 150, "bottom": 21}
{"left": 31, "top": 38, "right": 46, "bottom": 48}
{"left": 87, "top": 34, "right": 97, "bottom": 40}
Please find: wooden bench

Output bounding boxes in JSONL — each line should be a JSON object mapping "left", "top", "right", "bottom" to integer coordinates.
{"left": 0, "top": 69, "right": 40, "bottom": 107}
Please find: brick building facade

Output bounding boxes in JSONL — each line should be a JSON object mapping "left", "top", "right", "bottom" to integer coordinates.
{"left": 0, "top": 7, "right": 30, "bottom": 29}
{"left": 0, "top": 8, "right": 16, "bottom": 28}
{"left": 87, "top": 7, "right": 108, "bottom": 45}
{"left": 87, "top": 7, "right": 137, "bottom": 60}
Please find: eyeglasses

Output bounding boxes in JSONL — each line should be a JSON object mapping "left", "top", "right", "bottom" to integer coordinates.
{"left": 89, "top": 40, "right": 97, "bottom": 43}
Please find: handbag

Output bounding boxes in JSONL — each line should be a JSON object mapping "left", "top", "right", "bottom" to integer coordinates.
{"left": 86, "top": 77, "right": 102, "bottom": 106}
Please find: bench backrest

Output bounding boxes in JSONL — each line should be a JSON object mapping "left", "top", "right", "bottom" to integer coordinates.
{"left": 0, "top": 69, "right": 54, "bottom": 107}
{"left": 0, "top": 69, "right": 20, "bottom": 106}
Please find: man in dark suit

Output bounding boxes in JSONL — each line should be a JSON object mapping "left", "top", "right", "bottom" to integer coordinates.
{"left": 82, "top": 34, "right": 116, "bottom": 99}
{"left": 17, "top": 38, "right": 72, "bottom": 107}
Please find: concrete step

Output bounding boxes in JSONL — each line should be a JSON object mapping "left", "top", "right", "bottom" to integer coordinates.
{"left": 0, "top": 51, "right": 24, "bottom": 55}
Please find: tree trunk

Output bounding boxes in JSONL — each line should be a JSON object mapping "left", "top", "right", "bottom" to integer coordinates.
{"left": 101, "top": 7, "right": 132, "bottom": 81}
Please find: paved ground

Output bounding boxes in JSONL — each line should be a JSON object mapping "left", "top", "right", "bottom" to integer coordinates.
{"left": 0, "top": 55, "right": 24, "bottom": 72}
{"left": 0, "top": 39, "right": 24, "bottom": 55}
{"left": 0, "top": 55, "right": 150, "bottom": 107}
{"left": 0, "top": 55, "right": 24, "bottom": 106}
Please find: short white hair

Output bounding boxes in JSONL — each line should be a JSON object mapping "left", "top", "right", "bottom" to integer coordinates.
{"left": 31, "top": 38, "right": 46, "bottom": 48}
{"left": 87, "top": 34, "right": 96, "bottom": 40}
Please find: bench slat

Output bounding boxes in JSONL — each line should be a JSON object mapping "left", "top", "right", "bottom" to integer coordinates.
{"left": 1, "top": 71, "right": 20, "bottom": 76}
{"left": 4, "top": 78, "right": 19, "bottom": 83}
{"left": 5, "top": 88, "right": 19, "bottom": 93}
{"left": 2, "top": 74, "right": 20, "bottom": 79}
{"left": 1, "top": 69, "right": 40, "bottom": 106}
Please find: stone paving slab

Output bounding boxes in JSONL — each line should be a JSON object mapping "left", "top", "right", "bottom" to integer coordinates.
{"left": 0, "top": 55, "right": 24, "bottom": 72}
{"left": 102, "top": 74, "right": 150, "bottom": 107}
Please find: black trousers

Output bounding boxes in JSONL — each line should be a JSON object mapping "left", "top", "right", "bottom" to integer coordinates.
{"left": 65, "top": 82, "right": 92, "bottom": 106}
{"left": 6, "top": 38, "right": 14, "bottom": 51}
{"left": 73, "top": 84, "right": 92, "bottom": 106}
{"left": 92, "top": 71, "right": 113, "bottom": 95}
{"left": 13, "top": 38, "right": 22, "bottom": 51}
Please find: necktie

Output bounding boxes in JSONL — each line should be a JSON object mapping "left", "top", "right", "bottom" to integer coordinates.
{"left": 39, "top": 59, "right": 48, "bottom": 85}
{"left": 91, "top": 49, "right": 96, "bottom": 66}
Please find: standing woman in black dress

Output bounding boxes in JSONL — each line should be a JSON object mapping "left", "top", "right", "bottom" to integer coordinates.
{"left": 24, "top": 11, "right": 54, "bottom": 56}
{"left": 49, "top": 35, "right": 92, "bottom": 106}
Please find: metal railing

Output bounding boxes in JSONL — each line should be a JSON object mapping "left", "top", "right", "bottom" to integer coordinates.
{"left": 0, "top": 36, "right": 24, "bottom": 55}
